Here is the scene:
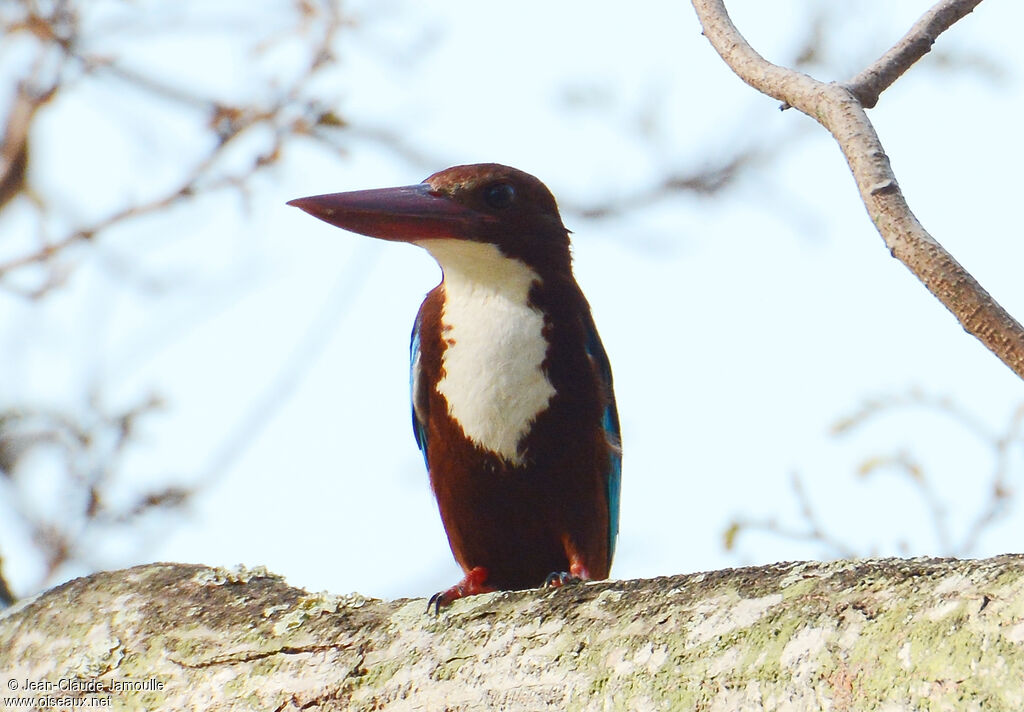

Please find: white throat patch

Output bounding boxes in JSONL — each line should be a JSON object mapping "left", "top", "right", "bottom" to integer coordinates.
{"left": 418, "top": 239, "right": 555, "bottom": 465}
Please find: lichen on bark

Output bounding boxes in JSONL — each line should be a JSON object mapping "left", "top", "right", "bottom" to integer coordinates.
{"left": 3, "top": 556, "right": 1024, "bottom": 710}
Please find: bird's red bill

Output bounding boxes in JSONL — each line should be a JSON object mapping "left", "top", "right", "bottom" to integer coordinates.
{"left": 287, "top": 183, "right": 487, "bottom": 242}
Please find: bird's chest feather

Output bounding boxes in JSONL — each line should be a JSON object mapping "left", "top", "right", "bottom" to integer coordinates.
{"left": 433, "top": 260, "right": 556, "bottom": 466}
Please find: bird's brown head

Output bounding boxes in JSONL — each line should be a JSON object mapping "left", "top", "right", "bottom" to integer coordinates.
{"left": 288, "top": 163, "right": 573, "bottom": 277}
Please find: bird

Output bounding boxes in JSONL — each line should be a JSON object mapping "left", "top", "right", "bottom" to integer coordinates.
{"left": 288, "top": 163, "right": 621, "bottom": 612}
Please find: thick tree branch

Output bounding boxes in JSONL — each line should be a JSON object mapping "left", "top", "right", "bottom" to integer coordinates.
{"left": 691, "top": 0, "right": 1024, "bottom": 381}
{"left": 3, "top": 558, "right": 1024, "bottom": 710}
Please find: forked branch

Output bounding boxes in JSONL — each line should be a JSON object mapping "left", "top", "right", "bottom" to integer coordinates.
{"left": 690, "top": 0, "right": 1024, "bottom": 380}
{"left": 845, "top": 0, "right": 985, "bottom": 107}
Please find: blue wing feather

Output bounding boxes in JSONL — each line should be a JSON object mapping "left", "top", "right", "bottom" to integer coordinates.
{"left": 584, "top": 321, "right": 621, "bottom": 568}
{"left": 410, "top": 315, "right": 430, "bottom": 467}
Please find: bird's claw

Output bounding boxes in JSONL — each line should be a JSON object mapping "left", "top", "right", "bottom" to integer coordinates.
{"left": 426, "top": 566, "right": 493, "bottom": 615}
{"left": 427, "top": 590, "right": 452, "bottom": 616}
{"left": 544, "top": 571, "right": 581, "bottom": 588}
{"left": 545, "top": 558, "right": 593, "bottom": 589}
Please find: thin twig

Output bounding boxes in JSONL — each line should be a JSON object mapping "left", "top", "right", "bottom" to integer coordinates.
{"left": 724, "top": 472, "right": 859, "bottom": 560}
{"left": 0, "top": 0, "right": 356, "bottom": 293}
{"left": 832, "top": 390, "right": 1024, "bottom": 557}
{"left": 565, "top": 141, "right": 784, "bottom": 220}
{"left": 959, "top": 402, "right": 1024, "bottom": 553}
{"left": 857, "top": 451, "right": 952, "bottom": 553}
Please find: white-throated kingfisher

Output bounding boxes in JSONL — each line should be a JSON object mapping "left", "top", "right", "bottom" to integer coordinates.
{"left": 288, "top": 164, "right": 621, "bottom": 612}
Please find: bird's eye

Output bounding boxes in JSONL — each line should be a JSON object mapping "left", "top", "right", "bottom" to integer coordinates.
{"left": 483, "top": 182, "right": 515, "bottom": 209}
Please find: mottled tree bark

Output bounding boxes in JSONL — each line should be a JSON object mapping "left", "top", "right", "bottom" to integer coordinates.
{"left": 3, "top": 557, "right": 1024, "bottom": 710}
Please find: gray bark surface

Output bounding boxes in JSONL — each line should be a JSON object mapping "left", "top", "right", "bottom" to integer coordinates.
{"left": 2, "top": 556, "right": 1023, "bottom": 710}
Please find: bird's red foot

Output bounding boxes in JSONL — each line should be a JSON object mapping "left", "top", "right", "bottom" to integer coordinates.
{"left": 544, "top": 560, "right": 592, "bottom": 589}
{"left": 427, "top": 566, "right": 494, "bottom": 614}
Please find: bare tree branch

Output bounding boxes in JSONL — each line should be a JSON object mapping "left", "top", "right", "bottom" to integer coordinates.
{"left": 0, "top": 76, "right": 54, "bottom": 212}
{"left": 0, "top": 0, "right": 355, "bottom": 292}
{"left": 730, "top": 390, "right": 1024, "bottom": 560}
{"left": 691, "top": 0, "right": 1024, "bottom": 381}
{"left": 0, "top": 555, "right": 13, "bottom": 607}
{"left": 564, "top": 140, "right": 785, "bottom": 220}
{"left": 725, "top": 471, "right": 860, "bottom": 560}
{"left": 845, "top": 0, "right": 985, "bottom": 108}
{"left": 4, "top": 558, "right": 1024, "bottom": 709}
{"left": 0, "top": 394, "right": 186, "bottom": 598}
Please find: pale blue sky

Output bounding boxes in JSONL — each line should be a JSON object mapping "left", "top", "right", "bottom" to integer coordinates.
{"left": 2, "top": 0, "right": 1023, "bottom": 600}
